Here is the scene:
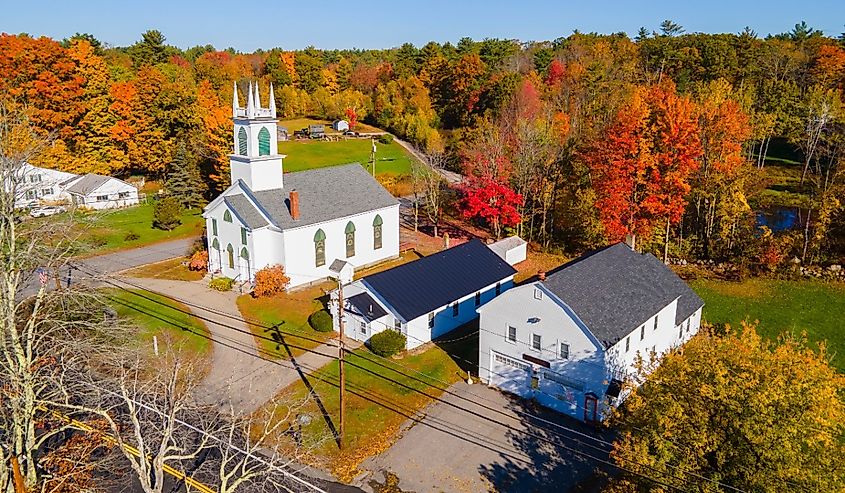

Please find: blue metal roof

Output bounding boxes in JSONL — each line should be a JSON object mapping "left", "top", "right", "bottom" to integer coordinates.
{"left": 363, "top": 239, "right": 517, "bottom": 322}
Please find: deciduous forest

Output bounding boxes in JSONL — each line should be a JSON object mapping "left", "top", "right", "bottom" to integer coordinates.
{"left": 3, "top": 21, "right": 845, "bottom": 265}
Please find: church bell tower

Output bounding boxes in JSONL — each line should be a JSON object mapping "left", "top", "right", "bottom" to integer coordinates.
{"left": 230, "top": 81, "right": 284, "bottom": 191}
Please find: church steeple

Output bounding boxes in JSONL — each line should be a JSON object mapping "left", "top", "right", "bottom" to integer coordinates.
{"left": 230, "top": 80, "right": 284, "bottom": 192}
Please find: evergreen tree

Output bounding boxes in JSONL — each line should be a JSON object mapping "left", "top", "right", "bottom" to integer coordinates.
{"left": 165, "top": 142, "right": 204, "bottom": 209}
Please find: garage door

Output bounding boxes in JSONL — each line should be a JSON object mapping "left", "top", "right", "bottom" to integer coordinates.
{"left": 490, "top": 351, "right": 532, "bottom": 398}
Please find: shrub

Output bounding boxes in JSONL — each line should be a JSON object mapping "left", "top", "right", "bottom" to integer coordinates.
{"left": 124, "top": 232, "right": 140, "bottom": 241}
{"left": 189, "top": 250, "right": 208, "bottom": 271}
{"left": 252, "top": 265, "right": 290, "bottom": 297}
{"left": 368, "top": 329, "right": 406, "bottom": 357}
{"left": 378, "top": 133, "right": 394, "bottom": 145}
{"left": 208, "top": 277, "right": 233, "bottom": 291}
{"left": 308, "top": 310, "right": 333, "bottom": 332}
{"left": 153, "top": 196, "right": 182, "bottom": 231}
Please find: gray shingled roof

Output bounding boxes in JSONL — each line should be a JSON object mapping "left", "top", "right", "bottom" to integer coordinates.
{"left": 223, "top": 195, "right": 268, "bottom": 229}
{"left": 225, "top": 163, "right": 397, "bottom": 230}
{"left": 65, "top": 174, "right": 111, "bottom": 195}
{"left": 542, "top": 243, "right": 704, "bottom": 349}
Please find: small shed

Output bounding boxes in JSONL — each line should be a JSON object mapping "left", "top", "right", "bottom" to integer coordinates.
{"left": 329, "top": 259, "right": 354, "bottom": 285}
{"left": 332, "top": 120, "right": 350, "bottom": 132}
{"left": 277, "top": 126, "right": 288, "bottom": 141}
{"left": 487, "top": 236, "right": 527, "bottom": 266}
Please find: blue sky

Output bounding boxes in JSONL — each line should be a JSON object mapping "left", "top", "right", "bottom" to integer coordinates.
{"left": 3, "top": 0, "right": 844, "bottom": 51}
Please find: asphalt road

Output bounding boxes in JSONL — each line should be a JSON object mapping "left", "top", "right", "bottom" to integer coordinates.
{"left": 18, "top": 237, "right": 197, "bottom": 298}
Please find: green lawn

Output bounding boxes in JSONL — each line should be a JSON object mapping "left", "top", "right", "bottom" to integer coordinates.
{"left": 262, "top": 344, "right": 464, "bottom": 481}
{"left": 691, "top": 279, "right": 845, "bottom": 371}
{"left": 236, "top": 283, "right": 336, "bottom": 360}
{"left": 279, "top": 139, "right": 415, "bottom": 177}
{"left": 74, "top": 201, "right": 205, "bottom": 255}
{"left": 106, "top": 288, "right": 211, "bottom": 357}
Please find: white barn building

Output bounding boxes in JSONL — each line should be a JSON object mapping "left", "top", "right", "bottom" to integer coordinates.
{"left": 477, "top": 243, "right": 704, "bottom": 423}
{"left": 330, "top": 240, "right": 517, "bottom": 350}
{"left": 64, "top": 174, "right": 139, "bottom": 210}
{"left": 203, "top": 82, "right": 399, "bottom": 287}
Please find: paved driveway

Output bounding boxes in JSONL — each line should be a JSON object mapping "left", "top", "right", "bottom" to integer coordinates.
{"left": 361, "top": 384, "right": 610, "bottom": 493}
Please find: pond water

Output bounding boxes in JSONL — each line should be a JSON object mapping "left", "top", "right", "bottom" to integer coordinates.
{"left": 755, "top": 207, "right": 808, "bottom": 232}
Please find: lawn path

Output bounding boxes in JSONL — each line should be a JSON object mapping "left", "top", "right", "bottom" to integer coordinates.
{"left": 112, "top": 276, "right": 338, "bottom": 415}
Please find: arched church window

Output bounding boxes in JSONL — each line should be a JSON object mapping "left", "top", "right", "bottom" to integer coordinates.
{"left": 211, "top": 238, "right": 219, "bottom": 250}
{"left": 240, "top": 247, "right": 249, "bottom": 260}
{"left": 373, "top": 214, "right": 383, "bottom": 250}
{"left": 258, "top": 127, "right": 271, "bottom": 156}
{"left": 223, "top": 210, "right": 232, "bottom": 222}
{"left": 345, "top": 222, "right": 356, "bottom": 258}
{"left": 226, "top": 244, "right": 234, "bottom": 269}
{"left": 237, "top": 127, "right": 248, "bottom": 156}
{"left": 314, "top": 229, "right": 326, "bottom": 267}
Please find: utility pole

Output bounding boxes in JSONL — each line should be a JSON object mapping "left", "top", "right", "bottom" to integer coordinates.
{"left": 336, "top": 279, "right": 346, "bottom": 449}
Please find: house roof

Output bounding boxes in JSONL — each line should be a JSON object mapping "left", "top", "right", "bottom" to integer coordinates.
{"left": 223, "top": 195, "right": 269, "bottom": 229}
{"left": 346, "top": 292, "right": 388, "bottom": 322}
{"left": 363, "top": 239, "right": 517, "bottom": 322}
{"left": 65, "top": 174, "right": 111, "bottom": 195}
{"left": 542, "top": 243, "right": 704, "bottom": 349}
{"left": 223, "top": 163, "right": 397, "bottom": 230}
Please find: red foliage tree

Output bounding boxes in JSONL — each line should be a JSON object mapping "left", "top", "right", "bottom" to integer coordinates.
{"left": 545, "top": 59, "right": 566, "bottom": 87}
{"left": 344, "top": 107, "right": 358, "bottom": 128}
{"left": 459, "top": 177, "right": 524, "bottom": 238}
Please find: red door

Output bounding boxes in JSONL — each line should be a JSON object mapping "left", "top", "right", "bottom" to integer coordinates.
{"left": 584, "top": 393, "right": 598, "bottom": 424}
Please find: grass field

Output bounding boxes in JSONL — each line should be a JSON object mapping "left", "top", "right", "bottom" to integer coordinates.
{"left": 123, "top": 257, "right": 205, "bottom": 282}
{"left": 262, "top": 343, "right": 466, "bottom": 480}
{"left": 691, "top": 278, "right": 845, "bottom": 371}
{"left": 279, "top": 139, "right": 415, "bottom": 177}
{"left": 73, "top": 201, "right": 204, "bottom": 255}
{"left": 106, "top": 288, "right": 211, "bottom": 358}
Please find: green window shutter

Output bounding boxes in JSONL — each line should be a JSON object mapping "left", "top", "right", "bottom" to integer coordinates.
{"left": 258, "top": 127, "right": 271, "bottom": 156}
{"left": 238, "top": 127, "right": 248, "bottom": 155}
{"left": 345, "top": 222, "right": 355, "bottom": 258}
{"left": 373, "top": 215, "right": 383, "bottom": 249}
{"left": 223, "top": 210, "right": 232, "bottom": 222}
{"left": 226, "top": 244, "right": 234, "bottom": 268}
{"left": 212, "top": 218, "right": 218, "bottom": 236}
{"left": 211, "top": 238, "right": 220, "bottom": 249}
{"left": 241, "top": 227, "right": 247, "bottom": 244}
{"left": 240, "top": 247, "right": 249, "bottom": 260}
{"left": 314, "top": 229, "right": 326, "bottom": 267}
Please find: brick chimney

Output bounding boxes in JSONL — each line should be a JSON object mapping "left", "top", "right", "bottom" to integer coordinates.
{"left": 538, "top": 270, "right": 546, "bottom": 281}
{"left": 289, "top": 189, "right": 300, "bottom": 220}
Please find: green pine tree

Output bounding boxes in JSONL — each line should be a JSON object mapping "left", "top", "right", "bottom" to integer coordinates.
{"left": 165, "top": 142, "right": 204, "bottom": 209}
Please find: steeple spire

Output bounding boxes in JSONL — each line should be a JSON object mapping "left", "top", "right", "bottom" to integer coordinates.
{"left": 254, "top": 82, "right": 261, "bottom": 108}
{"left": 232, "top": 81, "right": 239, "bottom": 117}
{"left": 269, "top": 83, "right": 276, "bottom": 118}
{"left": 246, "top": 82, "right": 255, "bottom": 118}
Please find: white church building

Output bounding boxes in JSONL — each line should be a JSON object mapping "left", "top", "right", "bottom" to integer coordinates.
{"left": 203, "top": 82, "right": 400, "bottom": 288}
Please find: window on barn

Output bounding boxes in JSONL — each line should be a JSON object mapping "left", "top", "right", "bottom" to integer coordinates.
{"left": 238, "top": 127, "right": 248, "bottom": 155}
{"left": 223, "top": 210, "right": 232, "bottom": 222}
{"left": 314, "top": 229, "right": 326, "bottom": 267}
{"left": 226, "top": 244, "right": 234, "bottom": 268}
{"left": 640, "top": 326, "right": 645, "bottom": 340}
{"left": 258, "top": 127, "right": 271, "bottom": 156}
{"left": 345, "top": 222, "right": 356, "bottom": 257}
{"left": 686, "top": 319, "right": 691, "bottom": 333}
{"left": 625, "top": 337, "right": 630, "bottom": 352}
{"left": 372, "top": 214, "right": 383, "bottom": 250}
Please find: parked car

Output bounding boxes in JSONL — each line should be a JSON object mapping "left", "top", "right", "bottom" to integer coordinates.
{"left": 29, "top": 206, "right": 66, "bottom": 217}
{"left": 343, "top": 130, "right": 360, "bottom": 137}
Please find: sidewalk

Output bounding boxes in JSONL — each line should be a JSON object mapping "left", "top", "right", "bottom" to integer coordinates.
{"left": 115, "top": 276, "right": 337, "bottom": 415}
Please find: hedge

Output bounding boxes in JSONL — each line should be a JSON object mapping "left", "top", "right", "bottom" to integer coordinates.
{"left": 369, "top": 329, "right": 406, "bottom": 357}
{"left": 208, "top": 276, "right": 234, "bottom": 291}
{"left": 308, "top": 310, "right": 333, "bottom": 332}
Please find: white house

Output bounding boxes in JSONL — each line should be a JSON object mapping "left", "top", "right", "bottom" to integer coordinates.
{"left": 13, "top": 164, "right": 78, "bottom": 208}
{"left": 330, "top": 239, "right": 517, "bottom": 350}
{"left": 203, "top": 82, "right": 400, "bottom": 287}
{"left": 477, "top": 243, "right": 704, "bottom": 423}
{"left": 64, "top": 174, "right": 139, "bottom": 210}
{"left": 332, "top": 120, "right": 349, "bottom": 132}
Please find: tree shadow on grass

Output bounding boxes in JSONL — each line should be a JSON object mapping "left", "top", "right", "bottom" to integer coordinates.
{"left": 478, "top": 394, "right": 613, "bottom": 493}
